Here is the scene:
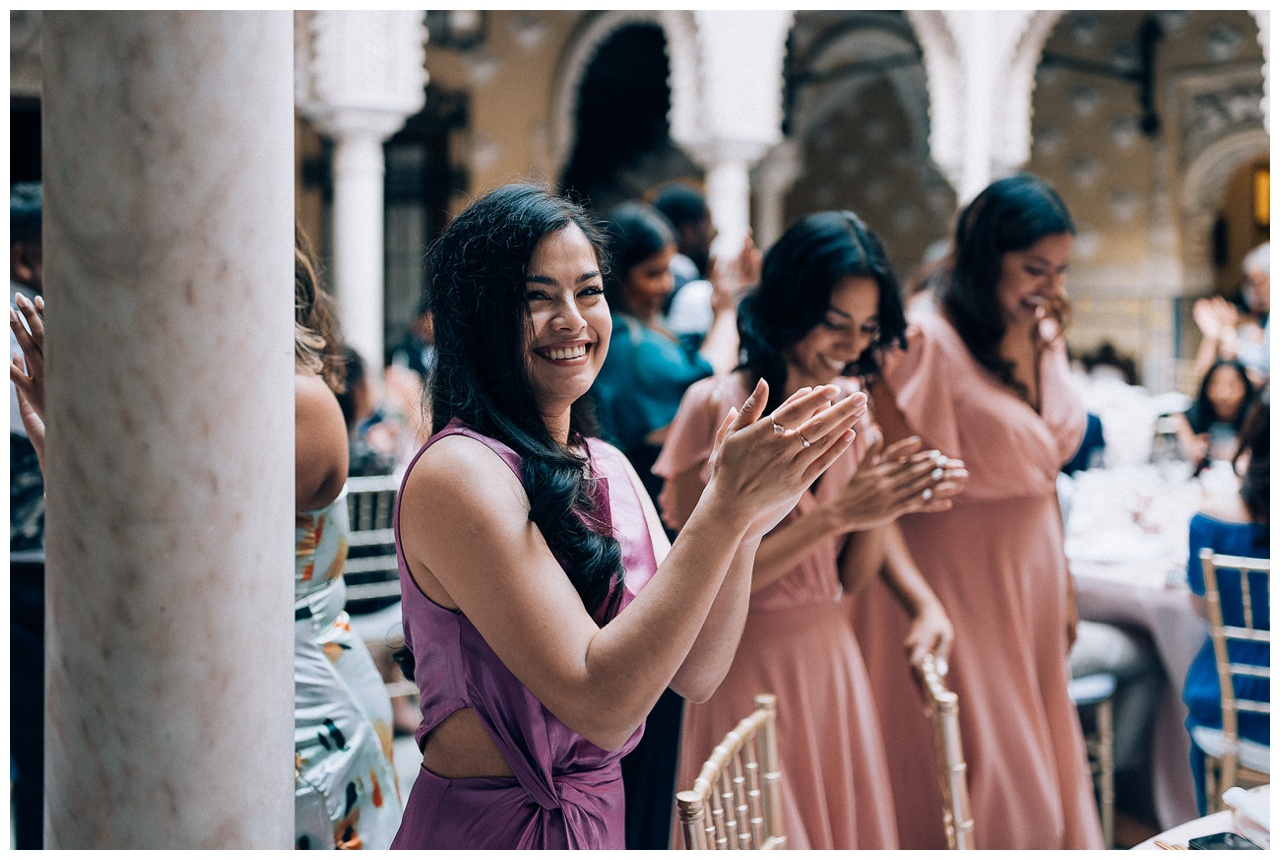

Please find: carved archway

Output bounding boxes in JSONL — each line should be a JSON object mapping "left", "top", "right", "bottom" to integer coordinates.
{"left": 904, "top": 11, "right": 961, "bottom": 189}
{"left": 1179, "top": 128, "right": 1270, "bottom": 287}
{"left": 788, "top": 25, "right": 930, "bottom": 162}
{"left": 549, "top": 10, "right": 700, "bottom": 180}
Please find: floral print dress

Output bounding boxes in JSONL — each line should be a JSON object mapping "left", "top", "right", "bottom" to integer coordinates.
{"left": 295, "top": 490, "right": 402, "bottom": 849}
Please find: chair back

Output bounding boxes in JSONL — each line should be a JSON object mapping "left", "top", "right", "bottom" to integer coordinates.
{"left": 916, "top": 654, "right": 975, "bottom": 850}
{"left": 675, "top": 693, "right": 785, "bottom": 850}
{"left": 1199, "top": 549, "right": 1270, "bottom": 792}
{"left": 342, "top": 473, "right": 404, "bottom": 613}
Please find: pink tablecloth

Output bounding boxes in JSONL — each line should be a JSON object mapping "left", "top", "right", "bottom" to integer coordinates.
{"left": 1064, "top": 465, "right": 1209, "bottom": 830}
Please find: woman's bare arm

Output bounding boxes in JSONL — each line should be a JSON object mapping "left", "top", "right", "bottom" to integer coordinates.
{"left": 295, "top": 372, "right": 349, "bottom": 513}
{"left": 400, "top": 382, "right": 862, "bottom": 750}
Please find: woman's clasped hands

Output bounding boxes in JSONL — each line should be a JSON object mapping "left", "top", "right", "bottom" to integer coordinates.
{"left": 705, "top": 378, "right": 868, "bottom": 540}
{"left": 832, "top": 435, "right": 969, "bottom": 533}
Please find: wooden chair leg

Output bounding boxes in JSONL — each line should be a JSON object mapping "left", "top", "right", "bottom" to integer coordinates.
{"left": 1097, "top": 698, "right": 1114, "bottom": 849}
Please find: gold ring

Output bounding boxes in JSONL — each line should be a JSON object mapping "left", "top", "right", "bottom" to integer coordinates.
{"left": 771, "top": 419, "right": 785, "bottom": 435}
{"left": 796, "top": 431, "right": 812, "bottom": 448}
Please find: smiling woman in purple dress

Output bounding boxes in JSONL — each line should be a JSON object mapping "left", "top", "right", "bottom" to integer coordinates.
{"left": 388, "top": 183, "right": 867, "bottom": 849}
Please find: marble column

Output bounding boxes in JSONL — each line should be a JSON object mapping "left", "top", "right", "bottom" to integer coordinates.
{"left": 41, "top": 12, "right": 295, "bottom": 848}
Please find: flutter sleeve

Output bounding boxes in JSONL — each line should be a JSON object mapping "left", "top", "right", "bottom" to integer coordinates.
{"left": 652, "top": 375, "right": 733, "bottom": 518}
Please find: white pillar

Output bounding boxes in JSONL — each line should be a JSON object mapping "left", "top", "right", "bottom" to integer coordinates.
{"left": 41, "top": 11, "right": 295, "bottom": 848}
{"left": 752, "top": 139, "right": 803, "bottom": 249}
{"left": 296, "top": 10, "right": 427, "bottom": 369}
{"left": 330, "top": 121, "right": 395, "bottom": 371}
{"left": 676, "top": 11, "right": 792, "bottom": 257}
{"left": 705, "top": 155, "right": 753, "bottom": 259}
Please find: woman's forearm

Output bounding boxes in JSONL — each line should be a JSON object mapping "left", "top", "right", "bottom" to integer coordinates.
{"left": 697, "top": 309, "right": 740, "bottom": 376}
{"left": 669, "top": 534, "right": 758, "bottom": 700}
{"left": 878, "top": 521, "right": 932, "bottom": 614}
{"left": 751, "top": 505, "right": 847, "bottom": 593}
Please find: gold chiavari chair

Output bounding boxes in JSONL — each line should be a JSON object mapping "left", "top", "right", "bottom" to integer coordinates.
{"left": 1195, "top": 550, "right": 1270, "bottom": 813}
{"left": 916, "top": 654, "right": 975, "bottom": 850}
{"left": 675, "top": 693, "right": 785, "bottom": 850}
{"left": 1068, "top": 672, "right": 1117, "bottom": 848}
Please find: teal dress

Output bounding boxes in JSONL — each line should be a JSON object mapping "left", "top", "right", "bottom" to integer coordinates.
{"left": 588, "top": 312, "right": 713, "bottom": 850}
{"left": 590, "top": 313, "right": 713, "bottom": 510}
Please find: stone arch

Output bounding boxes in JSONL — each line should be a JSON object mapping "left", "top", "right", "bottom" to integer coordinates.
{"left": 904, "top": 11, "right": 961, "bottom": 188}
{"left": 548, "top": 10, "right": 700, "bottom": 180}
{"left": 1179, "top": 128, "right": 1270, "bottom": 285}
{"left": 906, "top": 11, "right": 1065, "bottom": 194}
{"left": 788, "top": 24, "right": 930, "bottom": 163}
{"left": 1000, "top": 11, "right": 1065, "bottom": 175}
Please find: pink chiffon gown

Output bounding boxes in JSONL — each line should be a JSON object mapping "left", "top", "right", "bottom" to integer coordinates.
{"left": 654, "top": 373, "right": 898, "bottom": 850}
{"left": 850, "top": 304, "right": 1104, "bottom": 849}
{"left": 390, "top": 420, "right": 657, "bottom": 849}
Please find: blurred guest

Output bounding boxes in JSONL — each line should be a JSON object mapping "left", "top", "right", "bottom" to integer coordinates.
{"left": 652, "top": 182, "right": 759, "bottom": 349}
{"left": 1182, "top": 386, "right": 1269, "bottom": 814}
{"left": 8, "top": 180, "right": 44, "bottom": 849}
{"left": 1191, "top": 242, "right": 1269, "bottom": 386}
{"left": 387, "top": 294, "right": 436, "bottom": 384}
{"left": 335, "top": 345, "right": 398, "bottom": 478}
{"left": 11, "top": 181, "right": 44, "bottom": 546}
{"left": 1080, "top": 340, "right": 1139, "bottom": 386}
{"left": 857, "top": 173, "right": 1104, "bottom": 849}
{"left": 653, "top": 182, "right": 715, "bottom": 285}
{"left": 292, "top": 230, "right": 402, "bottom": 849}
{"left": 590, "top": 202, "right": 749, "bottom": 513}
{"left": 1172, "top": 359, "right": 1256, "bottom": 472}
{"left": 656, "top": 210, "right": 962, "bottom": 849}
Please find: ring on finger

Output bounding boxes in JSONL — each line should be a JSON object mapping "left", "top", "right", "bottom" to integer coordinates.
{"left": 921, "top": 487, "right": 933, "bottom": 501}
{"left": 771, "top": 418, "right": 785, "bottom": 435}
{"left": 795, "top": 431, "right": 812, "bottom": 449}
{"left": 931, "top": 467, "right": 944, "bottom": 480}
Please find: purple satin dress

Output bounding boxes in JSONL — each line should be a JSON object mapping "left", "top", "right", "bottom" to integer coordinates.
{"left": 391, "top": 420, "right": 658, "bottom": 849}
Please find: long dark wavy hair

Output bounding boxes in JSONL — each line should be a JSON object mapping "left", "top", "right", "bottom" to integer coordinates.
{"left": 1234, "top": 384, "right": 1269, "bottom": 533}
{"left": 426, "top": 183, "right": 626, "bottom": 620}
{"left": 739, "top": 210, "right": 907, "bottom": 413}
{"left": 933, "top": 173, "right": 1075, "bottom": 402}
{"left": 1186, "top": 359, "right": 1255, "bottom": 432}
{"left": 294, "top": 225, "right": 346, "bottom": 393}
{"left": 600, "top": 202, "right": 675, "bottom": 314}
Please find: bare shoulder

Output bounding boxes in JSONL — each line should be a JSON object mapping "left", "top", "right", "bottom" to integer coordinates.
{"left": 402, "top": 433, "right": 528, "bottom": 518}
{"left": 1198, "top": 490, "right": 1249, "bottom": 525}
{"left": 295, "top": 371, "right": 347, "bottom": 511}
{"left": 295, "top": 371, "right": 343, "bottom": 427}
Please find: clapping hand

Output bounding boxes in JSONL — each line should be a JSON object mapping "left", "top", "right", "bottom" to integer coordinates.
{"left": 707, "top": 379, "right": 867, "bottom": 540}
{"left": 707, "top": 232, "right": 762, "bottom": 315}
{"left": 830, "top": 435, "right": 968, "bottom": 533}
{"left": 9, "top": 293, "right": 46, "bottom": 469}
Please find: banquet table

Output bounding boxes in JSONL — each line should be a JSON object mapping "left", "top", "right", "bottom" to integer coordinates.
{"left": 1131, "top": 785, "right": 1270, "bottom": 849}
{"left": 1063, "top": 462, "right": 1223, "bottom": 830}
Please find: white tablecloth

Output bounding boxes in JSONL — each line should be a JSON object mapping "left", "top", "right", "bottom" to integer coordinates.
{"left": 1065, "top": 464, "right": 1211, "bottom": 830}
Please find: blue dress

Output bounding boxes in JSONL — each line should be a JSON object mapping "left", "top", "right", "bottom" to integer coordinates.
{"left": 1182, "top": 512, "right": 1270, "bottom": 812}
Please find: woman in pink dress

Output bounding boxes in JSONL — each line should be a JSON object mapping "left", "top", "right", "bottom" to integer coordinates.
{"left": 655, "top": 211, "right": 964, "bottom": 849}
{"left": 852, "top": 173, "right": 1105, "bottom": 849}
{"left": 390, "top": 184, "right": 868, "bottom": 849}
